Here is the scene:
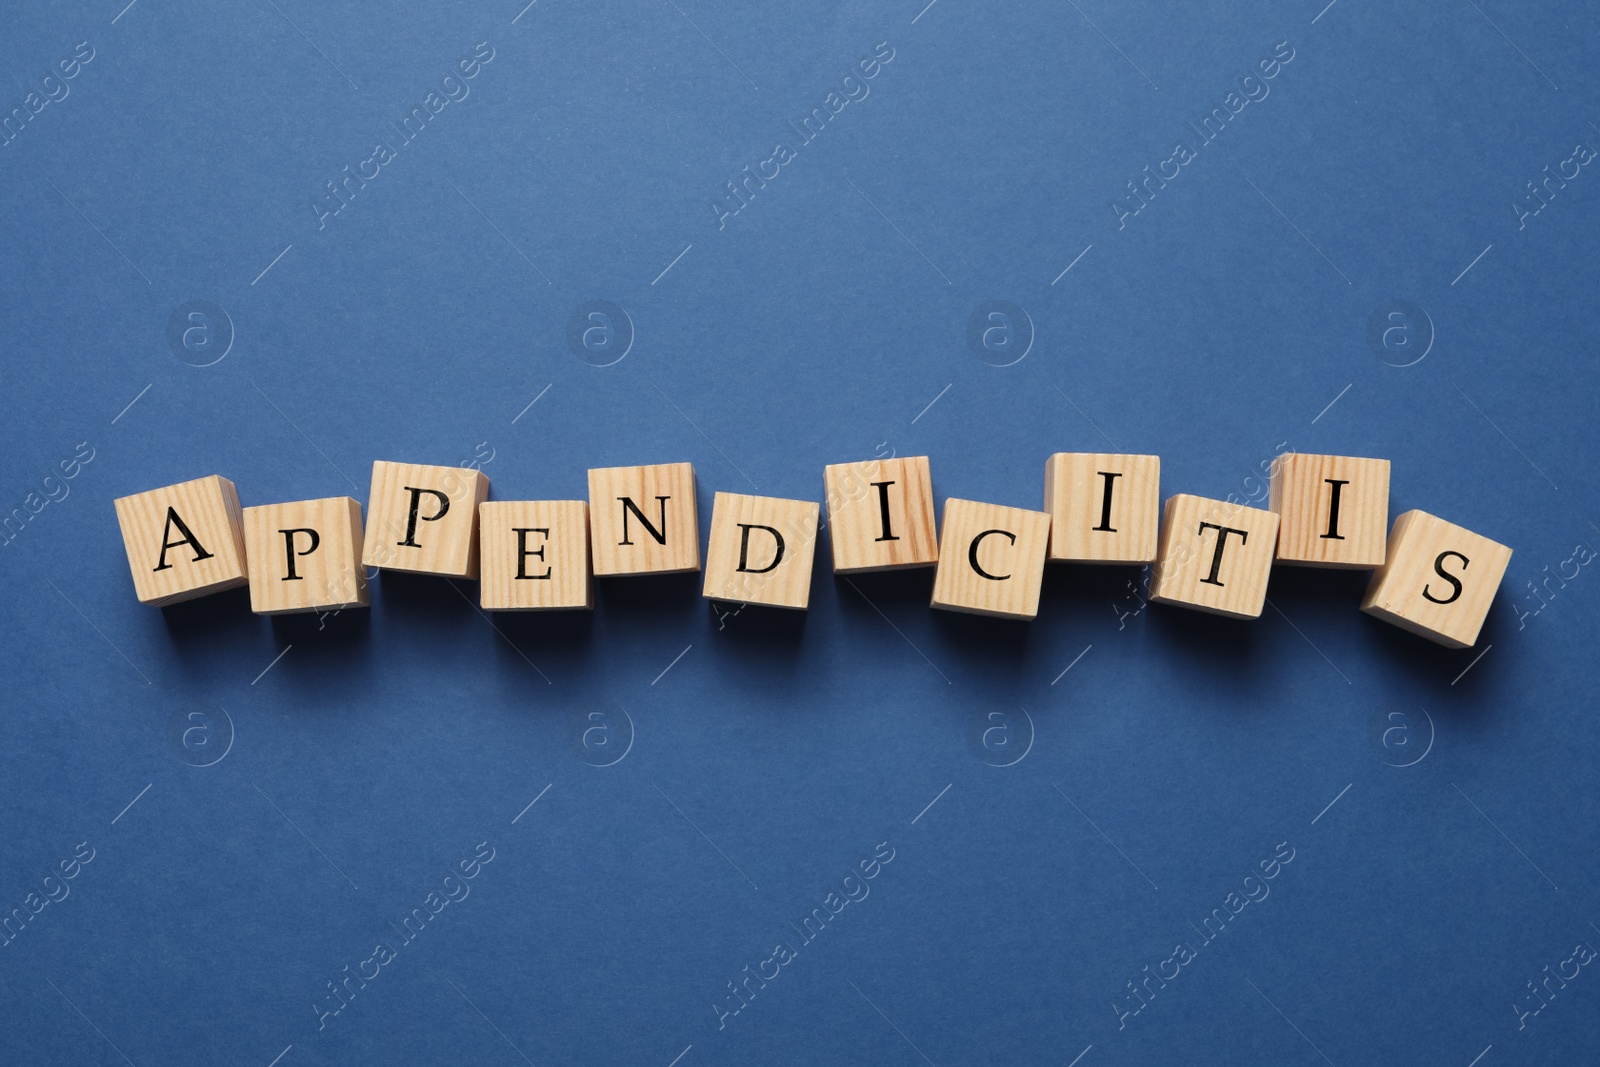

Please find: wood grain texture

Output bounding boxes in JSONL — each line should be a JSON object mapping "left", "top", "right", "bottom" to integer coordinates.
{"left": 1269, "top": 453, "right": 1390, "bottom": 568}
{"left": 479, "top": 500, "right": 593, "bottom": 611}
{"left": 587, "top": 462, "right": 700, "bottom": 577}
{"left": 1044, "top": 452, "right": 1160, "bottom": 564}
{"left": 1148, "top": 494, "right": 1279, "bottom": 619}
{"left": 929, "top": 498, "right": 1052, "bottom": 620}
{"left": 1361, "top": 509, "right": 1511, "bottom": 648}
{"left": 823, "top": 455, "right": 938, "bottom": 573}
{"left": 113, "top": 475, "right": 248, "bottom": 606}
{"left": 242, "top": 497, "right": 368, "bottom": 615}
{"left": 703, "top": 491, "right": 820, "bottom": 609}
{"left": 361, "top": 460, "right": 490, "bottom": 578}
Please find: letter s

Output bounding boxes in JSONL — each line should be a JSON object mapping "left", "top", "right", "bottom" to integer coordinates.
{"left": 1422, "top": 551, "right": 1468, "bottom": 605}
{"left": 74, "top": 841, "right": 96, "bottom": 864}
{"left": 474, "top": 840, "right": 496, "bottom": 865}
{"left": 74, "top": 42, "right": 96, "bottom": 63}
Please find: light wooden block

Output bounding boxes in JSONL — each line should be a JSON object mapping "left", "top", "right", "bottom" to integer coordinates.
{"left": 1148, "top": 494, "right": 1279, "bottom": 619}
{"left": 1361, "top": 510, "right": 1511, "bottom": 648}
{"left": 703, "top": 492, "right": 820, "bottom": 609}
{"left": 823, "top": 456, "right": 938, "bottom": 573}
{"left": 1270, "top": 453, "right": 1390, "bottom": 568}
{"left": 587, "top": 462, "right": 700, "bottom": 577}
{"left": 479, "top": 501, "right": 593, "bottom": 611}
{"left": 242, "top": 497, "right": 368, "bottom": 615}
{"left": 1044, "top": 452, "right": 1160, "bottom": 564}
{"left": 113, "top": 475, "right": 248, "bottom": 606}
{"left": 361, "top": 460, "right": 489, "bottom": 579}
{"left": 929, "top": 498, "right": 1052, "bottom": 620}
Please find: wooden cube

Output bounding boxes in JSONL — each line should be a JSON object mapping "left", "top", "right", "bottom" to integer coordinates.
{"left": 587, "top": 462, "right": 700, "bottom": 577}
{"left": 113, "top": 475, "right": 248, "bottom": 605}
{"left": 929, "top": 498, "right": 1052, "bottom": 620}
{"left": 242, "top": 497, "right": 368, "bottom": 615}
{"left": 1361, "top": 510, "right": 1511, "bottom": 648}
{"left": 361, "top": 461, "right": 489, "bottom": 579}
{"left": 479, "top": 501, "right": 593, "bottom": 611}
{"left": 1148, "top": 494, "right": 1279, "bottom": 619}
{"left": 703, "top": 492, "right": 820, "bottom": 609}
{"left": 1270, "top": 453, "right": 1390, "bottom": 568}
{"left": 1044, "top": 452, "right": 1160, "bottom": 564}
{"left": 823, "top": 456, "right": 938, "bottom": 573}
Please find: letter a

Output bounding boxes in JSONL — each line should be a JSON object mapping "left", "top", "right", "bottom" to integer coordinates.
{"left": 153, "top": 507, "right": 214, "bottom": 571}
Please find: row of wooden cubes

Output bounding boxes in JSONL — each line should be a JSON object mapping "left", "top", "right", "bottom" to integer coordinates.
{"left": 113, "top": 453, "right": 1512, "bottom": 648}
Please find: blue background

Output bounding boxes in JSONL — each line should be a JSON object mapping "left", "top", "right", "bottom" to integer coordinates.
{"left": 3, "top": 1, "right": 1597, "bottom": 1064}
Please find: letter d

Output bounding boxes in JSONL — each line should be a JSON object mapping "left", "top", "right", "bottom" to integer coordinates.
{"left": 737, "top": 524, "right": 784, "bottom": 573}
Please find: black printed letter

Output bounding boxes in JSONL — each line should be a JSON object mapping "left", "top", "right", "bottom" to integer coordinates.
{"left": 153, "top": 507, "right": 214, "bottom": 572}
{"left": 279, "top": 528, "right": 320, "bottom": 581}
{"left": 870, "top": 481, "right": 899, "bottom": 542}
{"left": 618, "top": 496, "right": 670, "bottom": 546}
{"left": 1321, "top": 479, "right": 1350, "bottom": 540}
{"left": 737, "top": 524, "right": 784, "bottom": 573}
{"left": 969, "top": 529, "right": 1016, "bottom": 581}
{"left": 1197, "top": 522, "right": 1249, "bottom": 586}
{"left": 1422, "top": 550, "right": 1468, "bottom": 605}
{"left": 1093, "top": 471, "right": 1121, "bottom": 532}
{"left": 514, "top": 528, "right": 551, "bottom": 579}
{"left": 397, "top": 487, "right": 450, "bottom": 547}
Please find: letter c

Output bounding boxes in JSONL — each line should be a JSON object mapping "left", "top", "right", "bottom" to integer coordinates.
{"left": 968, "top": 529, "right": 1016, "bottom": 580}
